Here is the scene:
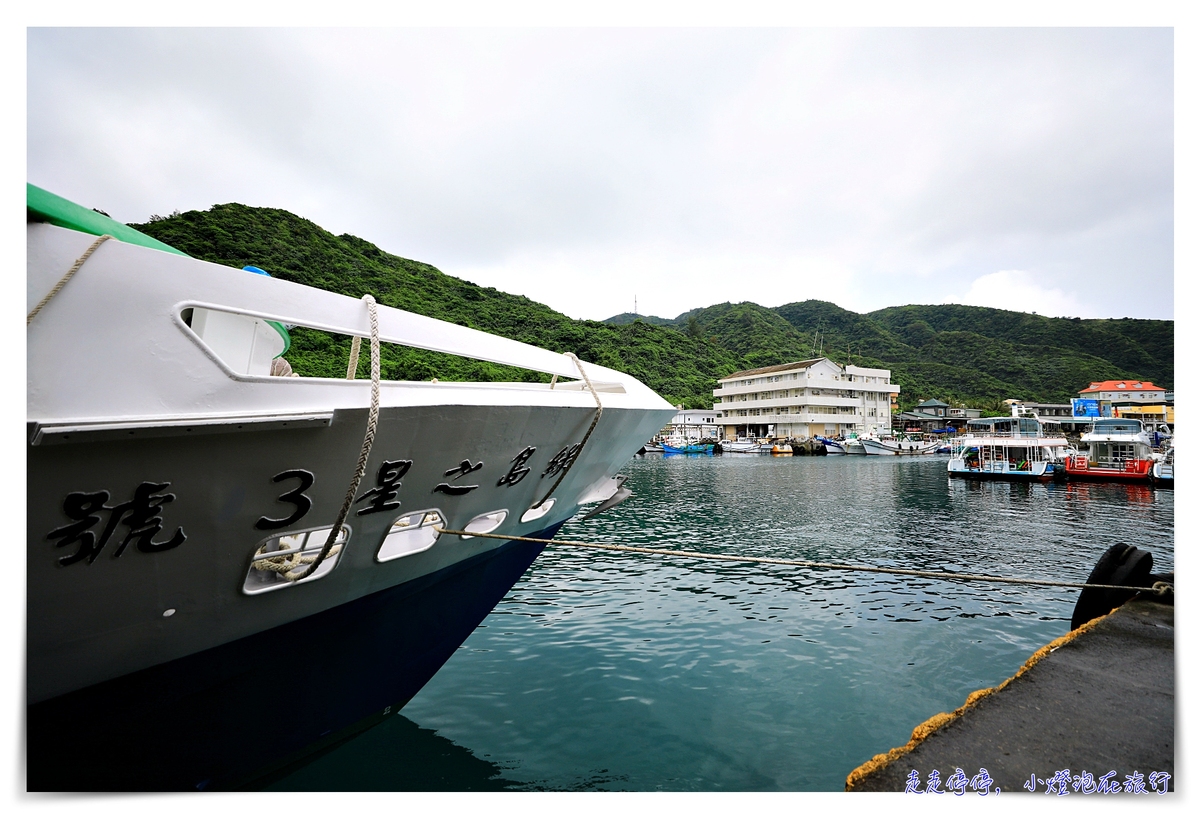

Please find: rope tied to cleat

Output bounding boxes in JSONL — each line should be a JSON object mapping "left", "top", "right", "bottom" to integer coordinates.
{"left": 431, "top": 528, "right": 1174, "bottom": 595}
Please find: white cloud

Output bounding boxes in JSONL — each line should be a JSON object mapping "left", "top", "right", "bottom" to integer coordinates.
{"left": 25, "top": 27, "right": 1174, "bottom": 321}
{"left": 953, "top": 270, "right": 1089, "bottom": 318}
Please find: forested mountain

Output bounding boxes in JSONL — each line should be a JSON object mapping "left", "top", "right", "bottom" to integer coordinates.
{"left": 133, "top": 204, "right": 1172, "bottom": 413}
{"left": 609, "top": 300, "right": 1172, "bottom": 412}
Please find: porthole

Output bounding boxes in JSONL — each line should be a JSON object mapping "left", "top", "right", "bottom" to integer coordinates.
{"left": 243, "top": 524, "right": 350, "bottom": 595}
{"left": 519, "top": 499, "right": 555, "bottom": 524}
{"left": 377, "top": 509, "right": 444, "bottom": 562}
{"left": 460, "top": 510, "right": 508, "bottom": 539}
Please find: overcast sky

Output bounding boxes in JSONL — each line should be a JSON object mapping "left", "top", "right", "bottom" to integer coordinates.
{"left": 27, "top": 26, "right": 1174, "bottom": 322}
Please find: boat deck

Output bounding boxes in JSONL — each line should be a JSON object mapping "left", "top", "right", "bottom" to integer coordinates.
{"left": 846, "top": 597, "right": 1174, "bottom": 793}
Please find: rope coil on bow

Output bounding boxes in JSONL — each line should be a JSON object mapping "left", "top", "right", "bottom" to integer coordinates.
{"left": 250, "top": 536, "right": 346, "bottom": 578}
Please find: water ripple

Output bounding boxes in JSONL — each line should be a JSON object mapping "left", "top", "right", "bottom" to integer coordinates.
{"left": 279, "top": 454, "right": 1173, "bottom": 792}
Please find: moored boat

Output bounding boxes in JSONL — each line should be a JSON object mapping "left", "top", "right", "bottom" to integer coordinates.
{"left": 947, "top": 416, "right": 1070, "bottom": 481}
{"left": 1152, "top": 444, "right": 1174, "bottom": 487}
{"left": 816, "top": 436, "right": 847, "bottom": 455}
{"left": 844, "top": 433, "right": 867, "bottom": 455}
{"left": 861, "top": 433, "right": 941, "bottom": 456}
{"left": 661, "top": 436, "right": 714, "bottom": 454}
{"left": 26, "top": 184, "right": 676, "bottom": 790}
{"left": 1064, "top": 418, "right": 1155, "bottom": 483}
{"left": 718, "top": 437, "right": 760, "bottom": 453}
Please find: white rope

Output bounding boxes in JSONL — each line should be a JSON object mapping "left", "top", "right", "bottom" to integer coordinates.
{"left": 27, "top": 234, "right": 113, "bottom": 325}
{"left": 346, "top": 335, "right": 362, "bottom": 379}
{"left": 287, "top": 294, "right": 381, "bottom": 581}
{"left": 431, "top": 528, "right": 1175, "bottom": 595}
{"left": 250, "top": 538, "right": 344, "bottom": 575}
{"left": 534, "top": 352, "right": 603, "bottom": 508}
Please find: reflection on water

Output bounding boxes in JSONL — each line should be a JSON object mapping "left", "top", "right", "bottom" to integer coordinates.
{"left": 271, "top": 455, "right": 1174, "bottom": 791}
{"left": 265, "top": 715, "right": 517, "bottom": 791}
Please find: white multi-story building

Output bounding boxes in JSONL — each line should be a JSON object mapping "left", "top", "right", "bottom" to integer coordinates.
{"left": 713, "top": 358, "right": 900, "bottom": 440}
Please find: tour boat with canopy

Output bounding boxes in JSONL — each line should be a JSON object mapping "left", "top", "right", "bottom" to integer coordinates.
{"left": 1064, "top": 417, "right": 1156, "bottom": 483}
{"left": 947, "top": 415, "right": 1071, "bottom": 481}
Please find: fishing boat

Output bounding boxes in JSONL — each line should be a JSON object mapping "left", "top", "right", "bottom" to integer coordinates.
{"left": 947, "top": 416, "right": 1070, "bottom": 481}
{"left": 844, "top": 432, "right": 867, "bottom": 455}
{"left": 718, "top": 437, "right": 760, "bottom": 454}
{"left": 815, "top": 436, "right": 846, "bottom": 455}
{"left": 860, "top": 433, "right": 941, "bottom": 456}
{"left": 1064, "top": 417, "right": 1155, "bottom": 483}
{"left": 661, "top": 438, "right": 715, "bottom": 454}
{"left": 26, "top": 184, "right": 676, "bottom": 790}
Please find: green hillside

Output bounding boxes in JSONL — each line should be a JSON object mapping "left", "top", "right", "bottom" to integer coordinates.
{"left": 133, "top": 204, "right": 735, "bottom": 408}
{"left": 761, "top": 300, "right": 1172, "bottom": 410}
{"left": 868, "top": 305, "right": 1172, "bottom": 388}
{"left": 131, "top": 203, "right": 1172, "bottom": 414}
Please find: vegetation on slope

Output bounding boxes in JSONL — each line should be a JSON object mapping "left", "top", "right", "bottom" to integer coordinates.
{"left": 764, "top": 300, "right": 1171, "bottom": 410}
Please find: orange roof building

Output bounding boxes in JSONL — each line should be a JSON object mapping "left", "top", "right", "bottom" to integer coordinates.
{"left": 1079, "top": 380, "right": 1164, "bottom": 396}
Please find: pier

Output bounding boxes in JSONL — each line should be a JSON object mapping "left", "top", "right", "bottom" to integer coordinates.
{"left": 845, "top": 595, "right": 1174, "bottom": 793}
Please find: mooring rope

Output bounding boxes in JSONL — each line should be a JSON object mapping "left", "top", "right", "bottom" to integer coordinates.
{"left": 286, "top": 294, "right": 381, "bottom": 581}
{"left": 27, "top": 234, "right": 113, "bottom": 325}
{"left": 346, "top": 334, "right": 362, "bottom": 379}
{"left": 251, "top": 534, "right": 346, "bottom": 576}
{"left": 533, "top": 353, "right": 603, "bottom": 509}
{"left": 432, "top": 528, "right": 1173, "bottom": 595}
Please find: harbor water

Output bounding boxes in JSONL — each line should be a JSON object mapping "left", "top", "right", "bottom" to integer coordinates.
{"left": 267, "top": 453, "right": 1174, "bottom": 791}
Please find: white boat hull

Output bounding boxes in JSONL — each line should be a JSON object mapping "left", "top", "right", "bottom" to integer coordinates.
{"left": 860, "top": 437, "right": 941, "bottom": 455}
{"left": 26, "top": 220, "right": 675, "bottom": 788}
{"left": 947, "top": 457, "right": 1056, "bottom": 480}
{"left": 720, "top": 440, "right": 760, "bottom": 453}
{"left": 1152, "top": 448, "right": 1174, "bottom": 484}
{"left": 817, "top": 437, "right": 847, "bottom": 455}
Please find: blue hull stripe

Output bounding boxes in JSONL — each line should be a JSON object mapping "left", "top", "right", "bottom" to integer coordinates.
{"left": 27, "top": 525, "right": 559, "bottom": 791}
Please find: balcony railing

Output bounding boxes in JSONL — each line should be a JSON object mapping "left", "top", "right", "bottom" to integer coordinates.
{"left": 722, "top": 412, "right": 862, "bottom": 424}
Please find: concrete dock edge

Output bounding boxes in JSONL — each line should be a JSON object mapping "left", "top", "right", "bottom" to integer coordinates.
{"left": 846, "top": 597, "right": 1174, "bottom": 794}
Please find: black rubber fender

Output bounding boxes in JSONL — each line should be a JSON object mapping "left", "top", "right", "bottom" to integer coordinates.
{"left": 1070, "top": 543, "right": 1153, "bottom": 630}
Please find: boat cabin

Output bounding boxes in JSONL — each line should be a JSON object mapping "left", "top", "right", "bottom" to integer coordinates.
{"left": 1088, "top": 418, "right": 1145, "bottom": 434}
{"left": 965, "top": 416, "right": 1047, "bottom": 438}
{"left": 1080, "top": 418, "right": 1151, "bottom": 468}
